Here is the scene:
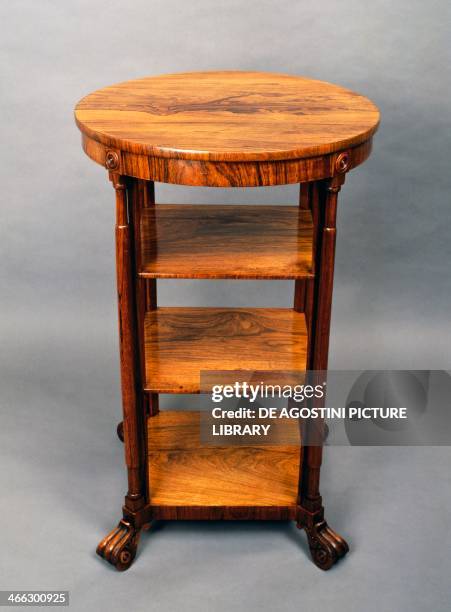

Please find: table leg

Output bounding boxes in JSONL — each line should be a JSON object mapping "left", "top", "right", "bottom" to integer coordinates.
{"left": 296, "top": 173, "right": 349, "bottom": 570}
{"left": 96, "top": 172, "right": 148, "bottom": 571}
{"left": 116, "top": 179, "right": 158, "bottom": 441}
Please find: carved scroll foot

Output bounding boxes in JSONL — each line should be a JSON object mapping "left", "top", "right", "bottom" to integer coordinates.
{"left": 117, "top": 421, "right": 124, "bottom": 442}
{"left": 96, "top": 519, "right": 141, "bottom": 571}
{"left": 297, "top": 508, "right": 349, "bottom": 570}
{"left": 305, "top": 520, "right": 348, "bottom": 570}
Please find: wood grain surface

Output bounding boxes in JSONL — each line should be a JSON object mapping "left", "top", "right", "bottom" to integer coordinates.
{"left": 81, "top": 133, "right": 373, "bottom": 186}
{"left": 147, "top": 410, "right": 301, "bottom": 449}
{"left": 75, "top": 71, "right": 379, "bottom": 162}
{"left": 139, "top": 204, "right": 313, "bottom": 279}
{"left": 144, "top": 307, "right": 308, "bottom": 393}
{"left": 147, "top": 411, "right": 300, "bottom": 507}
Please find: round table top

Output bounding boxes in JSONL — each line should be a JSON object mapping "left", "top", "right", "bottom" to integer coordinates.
{"left": 75, "top": 71, "right": 379, "bottom": 163}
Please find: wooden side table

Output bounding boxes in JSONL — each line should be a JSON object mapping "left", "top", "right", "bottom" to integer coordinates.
{"left": 74, "top": 71, "right": 379, "bottom": 571}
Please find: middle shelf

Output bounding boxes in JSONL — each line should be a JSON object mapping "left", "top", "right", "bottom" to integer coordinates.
{"left": 144, "top": 307, "right": 308, "bottom": 393}
{"left": 139, "top": 204, "right": 314, "bottom": 279}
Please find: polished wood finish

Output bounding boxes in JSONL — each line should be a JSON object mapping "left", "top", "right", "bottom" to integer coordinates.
{"left": 294, "top": 176, "right": 350, "bottom": 571}
{"left": 147, "top": 410, "right": 300, "bottom": 449}
{"left": 300, "top": 175, "right": 344, "bottom": 515}
{"left": 296, "top": 507, "right": 349, "bottom": 571}
{"left": 312, "top": 176, "right": 344, "bottom": 369}
{"left": 152, "top": 505, "right": 296, "bottom": 521}
{"left": 140, "top": 205, "right": 313, "bottom": 279}
{"left": 127, "top": 178, "right": 159, "bottom": 419}
{"left": 148, "top": 411, "right": 300, "bottom": 512}
{"left": 149, "top": 448, "right": 298, "bottom": 506}
{"left": 75, "top": 71, "right": 378, "bottom": 186}
{"left": 75, "top": 71, "right": 379, "bottom": 571}
{"left": 80, "top": 124, "right": 373, "bottom": 187}
{"left": 96, "top": 519, "right": 141, "bottom": 572}
{"left": 110, "top": 173, "right": 145, "bottom": 512}
{"left": 143, "top": 307, "right": 308, "bottom": 393}
{"left": 75, "top": 72, "right": 379, "bottom": 160}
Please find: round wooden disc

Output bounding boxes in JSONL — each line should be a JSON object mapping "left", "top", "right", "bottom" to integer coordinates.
{"left": 75, "top": 71, "right": 379, "bottom": 162}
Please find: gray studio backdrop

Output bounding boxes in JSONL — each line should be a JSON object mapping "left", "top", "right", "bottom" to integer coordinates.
{"left": 1, "top": 2, "right": 450, "bottom": 612}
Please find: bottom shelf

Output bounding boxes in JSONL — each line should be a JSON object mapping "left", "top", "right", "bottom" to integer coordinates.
{"left": 147, "top": 411, "right": 301, "bottom": 519}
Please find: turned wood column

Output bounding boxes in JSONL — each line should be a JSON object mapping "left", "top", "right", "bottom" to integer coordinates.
{"left": 127, "top": 178, "right": 159, "bottom": 419}
{"left": 110, "top": 171, "right": 146, "bottom": 512}
{"left": 299, "top": 169, "right": 346, "bottom": 513}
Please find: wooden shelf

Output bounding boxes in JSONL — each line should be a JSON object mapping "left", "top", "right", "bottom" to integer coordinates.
{"left": 144, "top": 307, "right": 308, "bottom": 393}
{"left": 139, "top": 204, "right": 313, "bottom": 279}
{"left": 148, "top": 411, "right": 300, "bottom": 518}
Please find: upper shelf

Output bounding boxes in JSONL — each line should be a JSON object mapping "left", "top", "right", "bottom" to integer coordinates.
{"left": 139, "top": 204, "right": 313, "bottom": 280}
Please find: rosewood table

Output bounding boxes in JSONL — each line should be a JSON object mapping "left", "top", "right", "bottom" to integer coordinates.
{"left": 74, "top": 71, "right": 379, "bottom": 571}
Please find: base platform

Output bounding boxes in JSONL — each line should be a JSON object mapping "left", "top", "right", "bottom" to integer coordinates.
{"left": 147, "top": 411, "right": 301, "bottom": 520}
